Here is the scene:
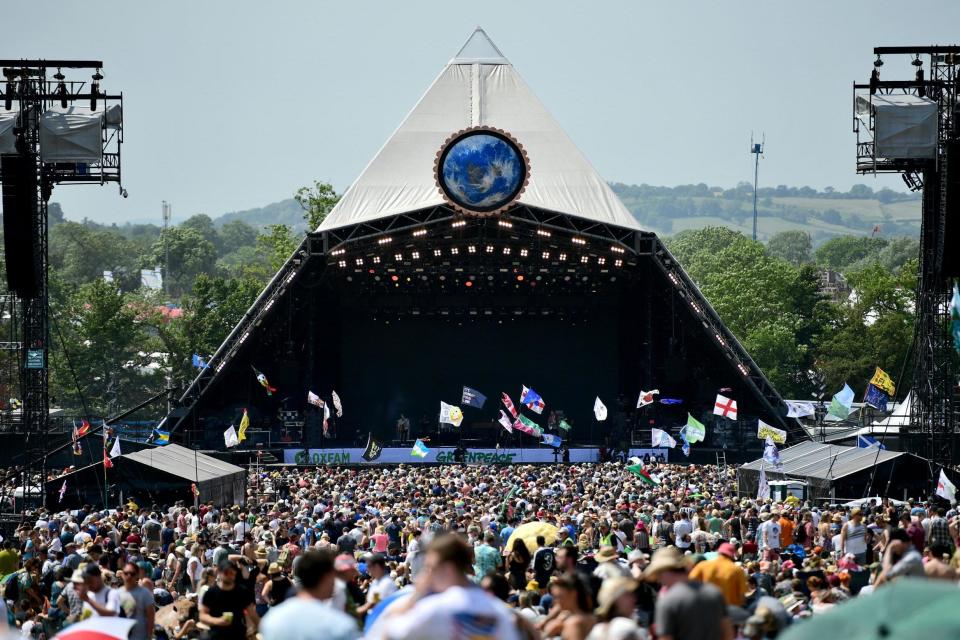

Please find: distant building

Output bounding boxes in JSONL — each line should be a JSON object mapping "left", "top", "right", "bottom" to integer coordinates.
{"left": 818, "top": 269, "right": 850, "bottom": 301}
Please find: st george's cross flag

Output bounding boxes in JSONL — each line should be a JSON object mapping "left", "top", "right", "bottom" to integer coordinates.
{"left": 651, "top": 428, "right": 677, "bottom": 449}
{"left": 594, "top": 397, "right": 608, "bottom": 421}
{"left": 331, "top": 391, "right": 343, "bottom": 417}
{"left": 936, "top": 469, "right": 956, "bottom": 503}
{"left": 439, "top": 402, "right": 464, "bottom": 427}
{"left": 713, "top": 394, "right": 738, "bottom": 420}
{"left": 520, "top": 386, "right": 545, "bottom": 414}
{"left": 501, "top": 393, "right": 519, "bottom": 419}
{"left": 498, "top": 410, "right": 514, "bottom": 433}
{"left": 462, "top": 386, "right": 487, "bottom": 409}
{"left": 637, "top": 389, "right": 660, "bottom": 408}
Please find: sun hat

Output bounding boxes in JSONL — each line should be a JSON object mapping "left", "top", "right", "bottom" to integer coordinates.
{"left": 594, "top": 546, "right": 619, "bottom": 563}
{"left": 644, "top": 546, "right": 688, "bottom": 581}
{"left": 267, "top": 562, "right": 281, "bottom": 576}
{"left": 595, "top": 576, "right": 638, "bottom": 617}
{"left": 716, "top": 542, "right": 737, "bottom": 559}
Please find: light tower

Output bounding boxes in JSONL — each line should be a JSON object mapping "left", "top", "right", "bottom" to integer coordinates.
{"left": 751, "top": 133, "right": 764, "bottom": 241}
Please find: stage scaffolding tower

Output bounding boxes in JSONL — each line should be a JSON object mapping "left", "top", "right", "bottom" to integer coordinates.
{"left": 853, "top": 46, "right": 960, "bottom": 465}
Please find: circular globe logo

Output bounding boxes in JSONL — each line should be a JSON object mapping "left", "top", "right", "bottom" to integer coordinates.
{"left": 436, "top": 128, "right": 528, "bottom": 215}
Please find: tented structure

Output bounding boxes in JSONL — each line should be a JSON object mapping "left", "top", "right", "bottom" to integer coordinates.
{"left": 45, "top": 444, "right": 245, "bottom": 508}
{"left": 167, "top": 29, "right": 797, "bottom": 458}
{"left": 739, "top": 441, "right": 931, "bottom": 502}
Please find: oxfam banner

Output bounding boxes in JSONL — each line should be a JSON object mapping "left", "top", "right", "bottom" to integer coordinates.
{"left": 283, "top": 447, "right": 668, "bottom": 465}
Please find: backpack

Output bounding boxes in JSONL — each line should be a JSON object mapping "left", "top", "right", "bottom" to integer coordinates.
{"left": 793, "top": 524, "right": 807, "bottom": 545}
{"left": 3, "top": 570, "right": 20, "bottom": 602}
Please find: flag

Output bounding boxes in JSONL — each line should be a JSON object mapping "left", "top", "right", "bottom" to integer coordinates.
{"left": 680, "top": 433, "right": 691, "bottom": 458}
{"left": 77, "top": 419, "right": 91, "bottom": 437}
{"left": 870, "top": 367, "right": 896, "bottom": 397}
{"left": 515, "top": 413, "right": 543, "bottom": 437}
{"left": 557, "top": 419, "right": 572, "bottom": 432}
{"left": 497, "top": 410, "right": 514, "bottom": 433}
{"left": 864, "top": 384, "right": 889, "bottom": 412}
{"left": 857, "top": 434, "right": 886, "bottom": 450}
{"left": 238, "top": 408, "right": 250, "bottom": 442}
{"left": 501, "top": 393, "right": 519, "bottom": 419}
{"left": 659, "top": 398, "right": 683, "bottom": 405}
{"left": 253, "top": 367, "right": 276, "bottom": 395}
{"left": 224, "top": 426, "right": 240, "bottom": 448}
{"left": 462, "top": 386, "right": 487, "bottom": 409}
{"left": 331, "top": 390, "right": 343, "bottom": 417}
{"left": 153, "top": 429, "right": 170, "bottom": 445}
{"left": 191, "top": 483, "right": 199, "bottom": 498}
{"left": 411, "top": 439, "right": 430, "bottom": 458}
{"left": 594, "top": 397, "right": 608, "bottom": 421}
{"left": 637, "top": 389, "right": 660, "bottom": 408}
{"left": 520, "top": 386, "right": 545, "bottom": 414}
{"left": 684, "top": 414, "right": 706, "bottom": 443}
{"left": 109, "top": 437, "right": 121, "bottom": 459}
{"left": 627, "top": 464, "right": 660, "bottom": 486}
{"left": 713, "top": 394, "right": 738, "bottom": 420}
{"left": 191, "top": 354, "right": 208, "bottom": 369}
{"left": 71, "top": 424, "right": 83, "bottom": 455}
{"left": 323, "top": 402, "right": 331, "bottom": 436}
{"left": 651, "top": 428, "right": 677, "bottom": 448}
{"left": 307, "top": 391, "right": 324, "bottom": 408}
{"left": 542, "top": 433, "right": 562, "bottom": 448}
{"left": 763, "top": 437, "right": 782, "bottom": 468}
{"left": 757, "top": 466, "right": 770, "bottom": 500}
{"left": 757, "top": 420, "right": 786, "bottom": 444}
{"left": 58, "top": 481, "right": 67, "bottom": 503}
{"left": 103, "top": 447, "right": 113, "bottom": 469}
{"left": 828, "top": 383, "right": 855, "bottom": 419}
{"left": 785, "top": 400, "right": 815, "bottom": 418}
{"left": 951, "top": 283, "right": 960, "bottom": 354}
{"left": 362, "top": 434, "right": 383, "bottom": 462}
{"left": 936, "top": 469, "right": 956, "bottom": 503}
{"left": 439, "top": 401, "right": 464, "bottom": 427}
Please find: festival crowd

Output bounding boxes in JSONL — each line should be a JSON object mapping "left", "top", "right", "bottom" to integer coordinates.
{"left": 1, "top": 461, "right": 958, "bottom": 640}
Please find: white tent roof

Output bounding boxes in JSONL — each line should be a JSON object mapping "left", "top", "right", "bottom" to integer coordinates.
{"left": 873, "top": 390, "right": 914, "bottom": 427}
{"left": 319, "top": 28, "right": 641, "bottom": 232}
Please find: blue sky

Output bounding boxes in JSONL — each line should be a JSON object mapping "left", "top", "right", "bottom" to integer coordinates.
{"left": 7, "top": 1, "right": 959, "bottom": 224}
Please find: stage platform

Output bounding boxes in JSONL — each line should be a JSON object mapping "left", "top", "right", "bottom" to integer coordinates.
{"left": 283, "top": 446, "right": 669, "bottom": 465}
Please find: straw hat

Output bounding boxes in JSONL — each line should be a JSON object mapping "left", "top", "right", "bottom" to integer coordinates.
{"left": 594, "top": 546, "right": 619, "bottom": 563}
{"left": 595, "top": 576, "right": 638, "bottom": 617}
{"left": 644, "top": 546, "right": 688, "bottom": 581}
{"left": 267, "top": 562, "right": 281, "bottom": 576}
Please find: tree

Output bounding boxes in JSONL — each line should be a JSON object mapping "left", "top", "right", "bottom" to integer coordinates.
{"left": 814, "top": 236, "right": 888, "bottom": 272}
{"left": 180, "top": 214, "right": 220, "bottom": 251}
{"left": 766, "top": 231, "right": 812, "bottom": 265}
{"left": 148, "top": 227, "right": 217, "bottom": 296}
{"left": 217, "top": 220, "right": 259, "bottom": 256}
{"left": 295, "top": 181, "right": 340, "bottom": 230}
{"left": 255, "top": 224, "right": 298, "bottom": 274}
{"left": 49, "top": 222, "right": 142, "bottom": 290}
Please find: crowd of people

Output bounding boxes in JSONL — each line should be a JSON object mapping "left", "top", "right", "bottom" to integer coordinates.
{"left": 1, "top": 461, "right": 958, "bottom": 640}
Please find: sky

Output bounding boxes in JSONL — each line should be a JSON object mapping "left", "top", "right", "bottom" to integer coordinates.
{"left": 7, "top": 1, "right": 960, "bottom": 224}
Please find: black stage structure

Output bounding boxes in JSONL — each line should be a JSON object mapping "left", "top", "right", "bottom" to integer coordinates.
{"left": 166, "top": 30, "right": 798, "bottom": 461}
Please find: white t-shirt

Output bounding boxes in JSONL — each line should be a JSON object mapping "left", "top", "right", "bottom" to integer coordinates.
{"left": 384, "top": 586, "right": 520, "bottom": 640}
{"left": 84, "top": 585, "right": 121, "bottom": 617}
{"left": 673, "top": 520, "right": 693, "bottom": 549}
{"left": 233, "top": 520, "right": 250, "bottom": 542}
{"left": 759, "top": 520, "right": 781, "bottom": 550}
{"left": 368, "top": 574, "right": 398, "bottom": 605}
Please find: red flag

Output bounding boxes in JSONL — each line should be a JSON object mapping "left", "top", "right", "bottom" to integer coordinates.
{"left": 501, "top": 393, "right": 519, "bottom": 419}
{"left": 103, "top": 448, "right": 113, "bottom": 469}
{"left": 77, "top": 419, "right": 91, "bottom": 437}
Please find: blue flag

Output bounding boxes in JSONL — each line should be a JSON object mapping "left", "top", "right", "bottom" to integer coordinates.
{"left": 192, "top": 354, "right": 209, "bottom": 369}
{"left": 659, "top": 398, "right": 683, "bottom": 405}
{"left": 679, "top": 426, "right": 691, "bottom": 457}
{"left": 857, "top": 434, "right": 886, "bottom": 450}
{"left": 864, "top": 384, "right": 889, "bottom": 412}
{"left": 153, "top": 429, "right": 170, "bottom": 445}
{"left": 461, "top": 386, "right": 487, "bottom": 409}
{"left": 542, "top": 433, "right": 562, "bottom": 448}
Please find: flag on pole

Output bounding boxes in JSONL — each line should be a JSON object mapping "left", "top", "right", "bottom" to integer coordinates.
{"left": 785, "top": 400, "right": 815, "bottom": 418}
{"left": 757, "top": 466, "right": 770, "bottom": 500}
{"left": 542, "top": 433, "right": 562, "bottom": 448}
{"left": 828, "top": 383, "right": 855, "bottom": 419}
{"left": 626, "top": 464, "right": 660, "bottom": 486}
{"left": 870, "top": 367, "right": 896, "bottom": 397}
{"left": 362, "top": 434, "right": 383, "bottom": 462}
{"left": 936, "top": 468, "right": 956, "bottom": 503}
{"left": 501, "top": 393, "right": 519, "bottom": 419}
{"left": 684, "top": 414, "right": 706, "bottom": 443}
{"left": 411, "top": 439, "right": 430, "bottom": 458}
{"left": 58, "top": 481, "right": 67, "bottom": 503}
{"left": 323, "top": 402, "right": 331, "bottom": 436}
{"left": 77, "top": 419, "right": 91, "bottom": 437}
{"left": 191, "top": 483, "right": 199, "bottom": 498}
{"left": 71, "top": 424, "right": 83, "bottom": 456}
{"left": 439, "top": 402, "right": 464, "bottom": 427}
{"left": 763, "top": 437, "right": 782, "bottom": 469}
{"left": 557, "top": 419, "right": 572, "bottom": 432}
{"left": 757, "top": 420, "right": 786, "bottom": 444}
{"left": 515, "top": 414, "right": 543, "bottom": 437}
{"left": 659, "top": 398, "right": 683, "bottom": 405}
{"left": 331, "top": 391, "right": 343, "bottom": 417}
{"left": 679, "top": 428, "right": 691, "bottom": 457}
{"left": 109, "top": 437, "right": 121, "bottom": 459}
{"left": 307, "top": 391, "right": 324, "bottom": 408}
{"left": 238, "top": 408, "right": 250, "bottom": 442}
{"left": 252, "top": 367, "right": 277, "bottom": 396}
{"left": 857, "top": 434, "right": 885, "bottom": 449}
{"left": 594, "top": 397, "right": 608, "bottom": 421}
{"left": 864, "top": 384, "right": 889, "bottom": 412}
{"left": 462, "top": 386, "right": 487, "bottom": 409}
{"left": 191, "top": 354, "right": 209, "bottom": 369}
{"left": 153, "top": 429, "right": 170, "bottom": 445}
{"left": 951, "top": 282, "right": 960, "bottom": 354}
{"left": 103, "top": 447, "right": 113, "bottom": 469}
{"left": 713, "top": 394, "right": 738, "bottom": 420}
{"left": 651, "top": 428, "right": 677, "bottom": 449}
{"left": 224, "top": 426, "right": 239, "bottom": 448}
{"left": 497, "top": 410, "right": 514, "bottom": 433}
{"left": 520, "top": 386, "right": 545, "bottom": 414}
{"left": 637, "top": 389, "right": 660, "bottom": 408}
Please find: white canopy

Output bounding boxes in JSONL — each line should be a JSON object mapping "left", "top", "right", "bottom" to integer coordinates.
{"left": 319, "top": 28, "right": 641, "bottom": 232}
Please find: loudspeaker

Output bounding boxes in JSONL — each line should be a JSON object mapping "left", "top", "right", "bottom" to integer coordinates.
{"left": 0, "top": 154, "right": 38, "bottom": 298}
{"left": 943, "top": 142, "right": 960, "bottom": 278}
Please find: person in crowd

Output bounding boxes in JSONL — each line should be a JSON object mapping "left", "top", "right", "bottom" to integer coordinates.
{"left": 646, "top": 546, "right": 733, "bottom": 640}
{"left": 118, "top": 562, "right": 155, "bottom": 640}
{"left": 198, "top": 560, "right": 259, "bottom": 640}
{"left": 689, "top": 542, "right": 747, "bottom": 606}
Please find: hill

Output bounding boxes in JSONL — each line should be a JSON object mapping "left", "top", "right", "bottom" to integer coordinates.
{"left": 214, "top": 198, "right": 307, "bottom": 231}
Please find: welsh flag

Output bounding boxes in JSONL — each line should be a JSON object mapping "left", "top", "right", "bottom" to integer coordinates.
{"left": 626, "top": 464, "right": 660, "bottom": 486}
{"left": 514, "top": 414, "right": 542, "bottom": 437}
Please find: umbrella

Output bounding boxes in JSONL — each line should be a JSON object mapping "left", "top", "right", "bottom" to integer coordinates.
{"left": 505, "top": 522, "right": 558, "bottom": 553}
{"left": 54, "top": 617, "right": 136, "bottom": 640}
{"left": 779, "top": 579, "right": 960, "bottom": 640}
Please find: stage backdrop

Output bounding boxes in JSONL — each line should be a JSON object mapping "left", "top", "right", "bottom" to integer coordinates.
{"left": 282, "top": 447, "right": 668, "bottom": 465}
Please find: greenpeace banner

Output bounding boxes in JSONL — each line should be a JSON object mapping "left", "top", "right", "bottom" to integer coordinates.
{"left": 284, "top": 447, "right": 667, "bottom": 465}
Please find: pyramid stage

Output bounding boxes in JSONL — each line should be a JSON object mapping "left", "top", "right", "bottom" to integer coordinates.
{"left": 166, "top": 30, "right": 800, "bottom": 463}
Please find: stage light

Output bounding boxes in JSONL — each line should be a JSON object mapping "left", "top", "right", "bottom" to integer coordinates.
{"left": 580, "top": 256, "right": 589, "bottom": 264}
{"left": 519, "top": 248, "right": 528, "bottom": 257}
{"left": 468, "top": 245, "right": 476, "bottom": 254}
{"left": 338, "top": 260, "right": 347, "bottom": 267}
{"left": 394, "top": 253, "right": 403, "bottom": 261}
{"left": 377, "top": 237, "right": 393, "bottom": 245}
{"left": 412, "top": 251, "right": 420, "bottom": 260}
{"left": 54, "top": 70, "right": 68, "bottom": 108}
{"left": 714, "top": 333, "right": 727, "bottom": 347}
{"left": 668, "top": 272, "right": 679, "bottom": 285}
{"left": 355, "top": 258, "right": 364, "bottom": 266}
{"left": 541, "top": 251, "right": 550, "bottom": 259}
{"left": 516, "top": 275, "right": 524, "bottom": 282}
{"left": 597, "top": 257, "right": 606, "bottom": 265}
{"left": 465, "top": 281, "right": 473, "bottom": 288}
{"left": 487, "top": 275, "right": 494, "bottom": 281}
{"left": 391, "top": 275, "right": 399, "bottom": 282}
{"left": 536, "top": 229, "right": 551, "bottom": 237}
{"left": 330, "top": 248, "right": 346, "bottom": 256}
{"left": 452, "top": 220, "right": 467, "bottom": 228}
{"left": 559, "top": 253, "right": 567, "bottom": 261}
{"left": 737, "top": 363, "right": 750, "bottom": 377}
{"left": 874, "top": 54, "right": 883, "bottom": 68}
{"left": 451, "top": 247, "right": 459, "bottom": 255}
{"left": 690, "top": 302, "right": 703, "bottom": 314}
{"left": 498, "top": 220, "right": 513, "bottom": 228}
{"left": 433, "top": 248, "right": 442, "bottom": 257}
{"left": 611, "top": 245, "right": 625, "bottom": 254}
{"left": 412, "top": 228, "right": 428, "bottom": 237}
{"left": 564, "top": 275, "right": 571, "bottom": 281}
{"left": 373, "top": 256, "right": 381, "bottom": 264}
{"left": 239, "top": 331, "right": 250, "bottom": 344}
{"left": 90, "top": 70, "right": 102, "bottom": 111}
{"left": 572, "top": 237, "right": 586, "bottom": 245}
{"left": 486, "top": 245, "right": 494, "bottom": 253}
{"left": 614, "top": 259, "right": 623, "bottom": 267}
{"left": 503, "top": 247, "right": 511, "bottom": 255}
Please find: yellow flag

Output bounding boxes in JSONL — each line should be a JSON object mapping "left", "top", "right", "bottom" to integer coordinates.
{"left": 870, "top": 367, "right": 896, "bottom": 396}
{"left": 238, "top": 408, "right": 250, "bottom": 442}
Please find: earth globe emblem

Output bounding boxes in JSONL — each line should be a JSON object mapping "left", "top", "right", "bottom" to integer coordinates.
{"left": 436, "top": 128, "right": 528, "bottom": 215}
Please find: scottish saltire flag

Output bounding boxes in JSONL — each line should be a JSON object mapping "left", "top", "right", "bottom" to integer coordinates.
{"left": 870, "top": 367, "right": 896, "bottom": 397}
{"left": 498, "top": 410, "right": 514, "bottom": 433}
{"left": 785, "top": 400, "right": 815, "bottom": 418}
{"left": 713, "top": 394, "right": 738, "bottom": 420}
{"left": 864, "top": 384, "right": 889, "bottom": 412}
{"left": 659, "top": 398, "right": 683, "bottom": 405}
{"left": 153, "top": 429, "right": 170, "bottom": 445}
{"left": 857, "top": 434, "right": 886, "bottom": 449}
{"left": 439, "top": 402, "right": 464, "bottom": 426}
{"left": 520, "top": 386, "right": 545, "bottom": 414}
{"left": 411, "top": 439, "right": 430, "bottom": 458}
{"left": 684, "top": 414, "right": 706, "bottom": 443}
{"left": 224, "top": 426, "right": 239, "bottom": 448}
{"left": 757, "top": 466, "right": 770, "bottom": 500}
{"left": 651, "top": 428, "right": 676, "bottom": 448}
{"left": 637, "top": 389, "right": 660, "bottom": 408}
{"left": 542, "top": 433, "right": 562, "bottom": 448}
{"left": 191, "top": 354, "right": 209, "bottom": 369}
{"left": 763, "top": 437, "right": 782, "bottom": 468}
{"left": 594, "top": 397, "right": 608, "bottom": 421}
{"left": 557, "top": 419, "right": 572, "bottom": 431}
{"left": 951, "top": 283, "right": 960, "bottom": 354}
{"left": 332, "top": 391, "right": 343, "bottom": 417}
{"left": 462, "top": 386, "right": 487, "bottom": 409}
{"left": 501, "top": 393, "right": 519, "bottom": 419}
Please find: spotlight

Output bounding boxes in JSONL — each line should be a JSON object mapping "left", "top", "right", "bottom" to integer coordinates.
{"left": 597, "top": 257, "right": 606, "bottom": 265}
{"left": 337, "top": 260, "right": 346, "bottom": 268}
{"left": 451, "top": 247, "right": 459, "bottom": 255}
{"left": 580, "top": 256, "right": 589, "bottom": 264}
{"left": 572, "top": 237, "right": 586, "bottom": 245}
{"left": 536, "top": 229, "right": 551, "bottom": 237}
{"left": 90, "top": 69, "right": 102, "bottom": 111}
{"left": 614, "top": 259, "right": 623, "bottom": 267}
{"left": 541, "top": 251, "right": 550, "bottom": 259}
{"left": 519, "top": 248, "right": 528, "bottom": 257}
{"left": 411, "top": 251, "right": 420, "bottom": 260}
{"left": 54, "top": 70, "right": 68, "bottom": 109}
{"left": 502, "top": 247, "right": 511, "bottom": 255}
{"left": 468, "top": 245, "right": 476, "bottom": 254}
{"left": 377, "top": 237, "right": 393, "bottom": 245}
{"left": 433, "top": 248, "right": 442, "bottom": 257}
{"left": 498, "top": 220, "right": 513, "bottom": 228}
{"left": 330, "top": 248, "right": 346, "bottom": 256}
{"left": 394, "top": 253, "right": 403, "bottom": 261}
{"left": 559, "top": 253, "right": 567, "bottom": 261}
{"left": 611, "top": 245, "right": 625, "bottom": 254}
{"left": 391, "top": 275, "right": 399, "bottom": 282}
{"left": 355, "top": 258, "right": 364, "bottom": 266}
{"left": 452, "top": 220, "right": 467, "bottom": 228}
{"left": 516, "top": 275, "right": 524, "bottom": 282}
{"left": 373, "top": 256, "right": 381, "bottom": 264}
{"left": 412, "top": 228, "right": 428, "bottom": 237}
{"left": 873, "top": 55, "right": 883, "bottom": 68}
{"left": 465, "top": 281, "right": 473, "bottom": 288}
{"left": 486, "top": 245, "right": 494, "bottom": 253}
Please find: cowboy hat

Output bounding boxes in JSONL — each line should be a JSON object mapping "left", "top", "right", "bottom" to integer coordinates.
{"left": 595, "top": 576, "right": 638, "bottom": 617}
{"left": 594, "top": 546, "right": 619, "bottom": 563}
{"left": 644, "top": 546, "right": 689, "bottom": 581}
